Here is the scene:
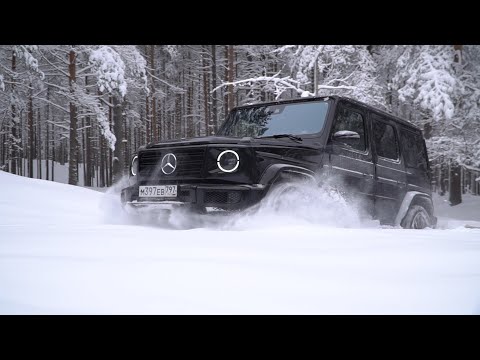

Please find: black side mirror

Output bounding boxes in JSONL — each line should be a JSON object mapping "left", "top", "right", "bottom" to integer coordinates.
{"left": 333, "top": 131, "right": 360, "bottom": 140}
{"left": 331, "top": 130, "right": 361, "bottom": 148}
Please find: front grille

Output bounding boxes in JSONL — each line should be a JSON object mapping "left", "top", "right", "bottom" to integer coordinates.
{"left": 205, "top": 191, "right": 242, "bottom": 204}
{"left": 179, "top": 190, "right": 190, "bottom": 197}
{"left": 138, "top": 147, "right": 205, "bottom": 178}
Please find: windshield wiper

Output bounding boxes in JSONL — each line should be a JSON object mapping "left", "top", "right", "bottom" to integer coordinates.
{"left": 259, "top": 134, "right": 303, "bottom": 142}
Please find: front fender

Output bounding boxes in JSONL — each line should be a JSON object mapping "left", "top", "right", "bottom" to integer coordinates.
{"left": 259, "top": 163, "right": 316, "bottom": 186}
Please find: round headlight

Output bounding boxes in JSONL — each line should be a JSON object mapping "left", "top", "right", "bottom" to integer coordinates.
{"left": 131, "top": 155, "right": 138, "bottom": 176}
{"left": 217, "top": 150, "right": 239, "bottom": 173}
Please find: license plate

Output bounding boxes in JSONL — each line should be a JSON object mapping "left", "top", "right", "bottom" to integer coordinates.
{"left": 139, "top": 185, "right": 177, "bottom": 198}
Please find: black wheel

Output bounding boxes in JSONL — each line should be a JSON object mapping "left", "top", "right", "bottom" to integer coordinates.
{"left": 401, "top": 205, "right": 432, "bottom": 229}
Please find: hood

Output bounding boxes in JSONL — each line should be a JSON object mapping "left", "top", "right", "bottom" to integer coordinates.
{"left": 145, "top": 135, "right": 323, "bottom": 150}
{"left": 146, "top": 136, "right": 252, "bottom": 148}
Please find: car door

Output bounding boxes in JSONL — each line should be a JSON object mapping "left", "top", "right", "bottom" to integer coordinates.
{"left": 399, "top": 128, "right": 431, "bottom": 193}
{"left": 370, "top": 112, "right": 407, "bottom": 224}
{"left": 326, "top": 101, "right": 375, "bottom": 216}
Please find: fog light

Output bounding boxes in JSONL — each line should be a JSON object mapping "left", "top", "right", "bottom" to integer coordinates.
{"left": 217, "top": 150, "right": 239, "bottom": 173}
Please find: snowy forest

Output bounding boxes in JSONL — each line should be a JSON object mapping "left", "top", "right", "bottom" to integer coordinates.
{"left": 0, "top": 45, "right": 479, "bottom": 199}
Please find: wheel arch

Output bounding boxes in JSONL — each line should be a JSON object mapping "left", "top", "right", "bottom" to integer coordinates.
{"left": 394, "top": 191, "right": 435, "bottom": 227}
{"left": 259, "top": 164, "right": 317, "bottom": 188}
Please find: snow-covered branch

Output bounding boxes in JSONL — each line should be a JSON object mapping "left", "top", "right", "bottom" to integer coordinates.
{"left": 89, "top": 46, "right": 127, "bottom": 98}
{"left": 212, "top": 72, "right": 313, "bottom": 99}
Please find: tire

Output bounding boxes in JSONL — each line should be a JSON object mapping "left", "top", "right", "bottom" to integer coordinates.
{"left": 401, "top": 205, "right": 432, "bottom": 229}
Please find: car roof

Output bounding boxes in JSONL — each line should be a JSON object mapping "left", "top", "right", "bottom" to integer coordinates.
{"left": 232, "top": 95, "right": 422, "bottom": 133}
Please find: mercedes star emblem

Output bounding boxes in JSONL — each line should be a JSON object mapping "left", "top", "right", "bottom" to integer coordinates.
{"left": 160, "top": 153, "right": 177, "bottom": 175}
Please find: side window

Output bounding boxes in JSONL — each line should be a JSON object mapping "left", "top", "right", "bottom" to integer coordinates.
{"left": 400, "top": 129, "right": 427, "bottom": 169}
{"left": 331, "top": 106, "right": 366, "bottom": 151}
{"left": 372, "top": 119, "right": 399, "bottom": 160}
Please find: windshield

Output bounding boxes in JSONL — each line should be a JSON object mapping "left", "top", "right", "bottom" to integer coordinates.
{"left": 218, "top": 100, "right": 330, "bottom": 138}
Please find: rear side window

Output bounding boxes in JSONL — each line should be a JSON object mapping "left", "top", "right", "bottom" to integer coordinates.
{"left": 400, "top": 129, "right": 428, "bottom": 169}
{"left": 331, "top": 106, "right": 366, "bottom": 151}
{"left": 372, "top": 119, "right": 399, "bottom": 160}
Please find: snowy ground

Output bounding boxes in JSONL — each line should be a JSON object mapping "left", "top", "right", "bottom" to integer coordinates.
{"left": 5, "top": 159, "right": 103, "bottom": 188}
{"left": 433, "top": 193, "right": 480, "bottom": 228}
{"left": 1, "top": 170, "right": 480, "bottom": 314}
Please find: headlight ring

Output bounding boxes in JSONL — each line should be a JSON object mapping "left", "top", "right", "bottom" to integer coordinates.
{"left": 217, "top": 150, "right": 240, "bottom": 173}
{"left": 131, "top": 155, "right": 138, "bottom": 176}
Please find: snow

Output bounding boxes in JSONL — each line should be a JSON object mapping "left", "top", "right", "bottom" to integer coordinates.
{"left": 433, "top": 193, "right": 480, "bottom": 228}
{"left": 1, "top": 170, "right": 480, "bottom": 314}
{"left": 333, "top": 130, "right": 360, "bottom": 138}
{"left": 396, "top": 45, "right": 456, "bottom": 121}
{"left": 15, "top": 45, "right": 44, "bottom": 79}
{"left": 112, "top": 45, "right": 148, "bottom": 92}
{"left": 9, "top": 160, "right": 101, "bottom": 188}
{"left": 74, "top": 87, "right": 116, "bottom": 151}
{"left": 89, "top": 46, "right": 127, "bottom": 98}
{"left": 293, "top": 45, "right": 385, "bottom": 107}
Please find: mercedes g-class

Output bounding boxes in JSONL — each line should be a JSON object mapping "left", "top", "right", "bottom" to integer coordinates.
{"left": 121, "top": 96, "right": 437, "bottom": 229}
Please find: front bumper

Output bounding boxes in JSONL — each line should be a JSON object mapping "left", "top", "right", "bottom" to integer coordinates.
{"left": 121, "top": 183, "right": 266, "bottom": 211}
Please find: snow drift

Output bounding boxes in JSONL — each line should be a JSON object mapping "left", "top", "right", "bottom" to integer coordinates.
{"left": 1, "top": 170, "right": 480, "bottom": 314}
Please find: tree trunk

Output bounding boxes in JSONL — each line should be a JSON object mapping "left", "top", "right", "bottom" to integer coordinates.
{"left": 51, "top": 117, "right": 55, "bottom": 181}
{"left": 175, "top": 93, "right": 182, "bottom": 139}
{"left": 85, "top": 76, "right": 92, "bottom": 187}
{"left": 152, "top": 96, "right": 157, "bottom": 142}
{"left": 133, "top": 127, "right": 137, "bottom": 156}
{"left": 112, "top": 95, "right": 124, "bottom": 184}
{"left": 224, "top": 46, "right": 229, "bottom": 120}
{"left": 440, "top": 163, "right": 446, "bottom": 195}
{"left": 161, "top": 55, "right": 167, "bottom": 141}
{"left": 145, "top": 95, "right": 150, "bottom": 143}
{"left": 10, "top": 49, "right": 17, "bottom": 175}
{"left": 182, "top": 56, "right": 186, "bottom": 138}
{"left": 100, "top": 136, "right": 105, "bottom": 187}
{"left": 150, "top": 45, "right": 157, "bottom": 142}
{"left": 453, "top": 45, "right": 463, "bottom": 64}
{"left": 211, "top": 45, "right": 218, "bottom": 134}
{"left": 46, "top": 119, "right": 49, "bottom": 181}
{"left": 107, "top": 96, "right": 113, "bottom": 186}
{"left": 227, "top": 45, "right": 235, "bottom": 113}
{"left": 448, "top": 45, "right": 463, "bottom": 205}
{"left": 28, "top": 83, "right": 34, "bottom": 178}
{"left": 19, "top": 113, "right": 23, "bottom": 177}
{"left": 37, "top": 108, "right": 42, "bottom": 179}
{"left": 187, "top": 64, "right": 194, "bottom": 138}
{"left": 202, "top": 46, "right": 210, "bottom": 136}
{"left": 82, "top": 115, "right": 86, "bottom": 186}
{"left": 68, "top": 47, "right": 78, "bottom": 185}
{"left": 167, "top": 113, "right": 172, "bottom": 140}
{"left": 46, "top": 87, "right": 50, "bottom": 181}
{"left": 260, "top": 54, "right": 267, "bottom": 102}
{"left": 86, "top": 116, "right": 92, "bottom": 186}
{"left": 108, "top": 152, "right": 112, "bottom": 186}
{"left": 449, "top": 163, "right": 462, "bottom": 206}
{"left": 1, "top": 129, "right": 5, "bottom": 172}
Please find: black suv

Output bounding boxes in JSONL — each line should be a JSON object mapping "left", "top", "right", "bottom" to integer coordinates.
{"left": 121, "top": 95, "right": 437, "bottom": 229}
